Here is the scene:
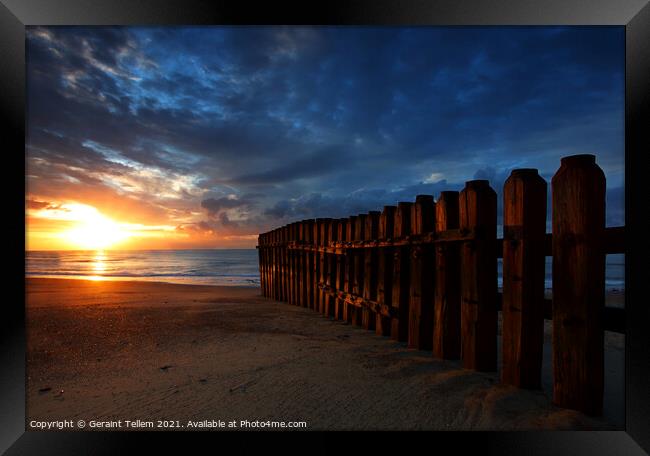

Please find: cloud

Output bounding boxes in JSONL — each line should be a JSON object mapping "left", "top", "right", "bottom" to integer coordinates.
{"left": 25, "top": 26, "right": 625, "bottom": 244}
{"left": 201, "top": 195, "right": 254, "bottom": 216}
{"left": 26, "top": 199, "right": 67, "bottom": 211}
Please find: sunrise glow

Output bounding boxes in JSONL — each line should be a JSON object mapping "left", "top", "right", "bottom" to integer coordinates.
{"left": 62, "top": 217, "right": 129, "bottom": 250}
{"left": 26, "top": 201, "right": 184, "bottom": 250}
{"left": 25, "top": 27, "right": 625, "bottom": 251}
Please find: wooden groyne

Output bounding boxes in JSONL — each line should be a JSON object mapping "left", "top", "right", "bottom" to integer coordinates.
{"left": 257, "top": 154, "right": 624, "bottom": 416}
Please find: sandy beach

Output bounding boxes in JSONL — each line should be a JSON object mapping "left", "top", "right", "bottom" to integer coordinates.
{"left": 26, "top": 278, "right": 624, "bottom": 431}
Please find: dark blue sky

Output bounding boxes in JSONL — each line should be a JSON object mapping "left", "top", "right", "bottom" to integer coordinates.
{"left": 26, "top": 26, "right": 624, "bottom": 247}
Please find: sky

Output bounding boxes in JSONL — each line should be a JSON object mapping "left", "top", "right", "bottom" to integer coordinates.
{"left": 25, "top": 26, "right": 625, "bottom": 250}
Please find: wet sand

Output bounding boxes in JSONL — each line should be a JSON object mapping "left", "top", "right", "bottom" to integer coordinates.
{"left": 26, "top": 278, "right": 624, "bottom": 430}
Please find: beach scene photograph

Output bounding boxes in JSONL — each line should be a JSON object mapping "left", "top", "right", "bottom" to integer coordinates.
{"left": 26, "top": 26, "right": 625, "bottom": 431}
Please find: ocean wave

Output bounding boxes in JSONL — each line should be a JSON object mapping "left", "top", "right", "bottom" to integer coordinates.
{"left": 26, "top": 271, "right": 259, "bottom": 279}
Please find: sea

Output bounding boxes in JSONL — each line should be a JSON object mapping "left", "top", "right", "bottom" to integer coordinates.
{"left": 25, "top": 250, "right": 625, "bottom": 291}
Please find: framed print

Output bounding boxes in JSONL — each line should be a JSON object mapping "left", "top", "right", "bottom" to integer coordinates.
{"left": 1, "top": 0, "right": 648, "bottom": 454}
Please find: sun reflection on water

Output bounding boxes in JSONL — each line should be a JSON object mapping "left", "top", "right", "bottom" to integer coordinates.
{"left": 88, "top": 250, "right": 107, "bottom": 281}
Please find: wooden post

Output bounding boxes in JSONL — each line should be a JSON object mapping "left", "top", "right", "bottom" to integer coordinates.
{"left": 317, "top": 218, "right": 331, "bottom": 315}
{"left": 311, "top": 219, "right": 320, "bottom": 311}
{"left": 265, "top": 232, "right": 271, "bottom": 298}
{"left": 391, "top": 202, "right": 413, "bottom": 342}
{"left": 278, "top": 228, "right": 283, "bottom": 300}
{"left": 317, "top": 218, "right": 326, "bottom": 313}
{"left": 502, "top": 169, "right": 547, "bottom": 388}
{"left": 362, "top": 211, "right": 380, "bottom": 330}
{"left": 276, "top": 228, "right": 281, "bottom": 301}
{"left": 344, "top": 216, "right": 358, "bottom": 323}
{"left": 335, "top": 219, "right": 347, "bottom": 320}
{"left": 552, "top": 154, "right": 605, "bottom": 415}
{"left": 269, "top": 230, "right": 275, "bottom": 299}
{"left": 317, "top": 219, "right": 325, "bottom": 313}
{"left": 408, "top": 195, "right": 435, "bottom": 350}
{"left": 313, "top": 219, "right": 321, "bottom": 312}
{"left": 276, "top": 228, "right": 281, "bottom": 300}
{"left": 298, "top": 221, "right": 308, "bottom": 307}
{"left": 376, "top": 206, "right": 396, "bottom": 336}
{"left": 283, "top": 225, "right": 289, "bottom": 302}
{"left": 259, "top": 233, "right": 263, "bottom": 296}
{"left": 319, "top": 218, "right": 332, "bottom": 316}
{"left": 460, "top": 180, "right": 498, "bottom": 371}
{"left": 275, "top": 228, "right": 282, "bottom": 301}
{"left": 286, "top": 225, "right": 292, "bottom": 304}
{"left": 270, "top": 230, "right": 276, "bottom": 299}
{"left": 298, "top": 222, "right": 305, "bottom": 307}
{"left": 294, "top": 222, "right": 301, "bottom": 306}
{"left": 258, "top": 233, "right": 265, "bottom": 296}
{"left": 279, "top": 227, "right": 284, "bottom": 301}
{"left": 263, "top": 232, "right": 269, "bottom": 298}
{"left": 433, "top": 191, "right": 461, "bottom": 359}
{"left": 291, "top": 223, "right": 298, "bottom": 305}
{"left": 306, "top": 220, "right": 316, "bottom": 309}
{"left": 352, "top": 214, "right": 367, "bottom": 326}
{"left": 268, "top": 230, "right": 273, "bottom": 298}
{"left": 325, "top": 219, "right": 338, "bottom": 317}
{"left": 271, "top": 229, "right": 276, "bottom": 300}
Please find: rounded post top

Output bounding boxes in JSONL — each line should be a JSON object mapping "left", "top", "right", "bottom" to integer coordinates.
{"left": 415, "top": 194, "right": 434, "bottom": 204}
{"left": 439, "top": 190, "right": 459, "bottom": 198}
{"left": 510, "top": 168, "right": 539, "bottom": 177}
{"left": 397, "top": 201, "right": 413, "bottom": 208}
{"left": 465, "top": 179, "right": 490, "bottom": 189}
{"left": 560, "top": 154, "right": 596, "bottom": 166}
{"left": 382, "top": 205, "right": 397, "bottom": 212}
{"left": 368, "top": 210, "right": 381, "bottom": 216}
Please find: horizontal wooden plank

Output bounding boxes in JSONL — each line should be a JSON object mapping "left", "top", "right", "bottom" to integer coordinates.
{"left": 318, "top": 284, "right": 626, "bottom": 334}
{"left": 281, "top": 226, "right": 624, "bottom": 257}
{"left": 495, "top": 293, "right": 624, "bottom": 334}
{"left": 318, "top": 283, "right": 396, "bottom": 318}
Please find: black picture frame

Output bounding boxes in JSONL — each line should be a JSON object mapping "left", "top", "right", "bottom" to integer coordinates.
{"left": 1, "top": 1, "right": 648, "bottom": 454}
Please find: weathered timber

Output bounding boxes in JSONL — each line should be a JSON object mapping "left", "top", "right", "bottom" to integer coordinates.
{"left": 408, "top": 195, "right": 435, "bottom": 350}
{"left": 258, "top": 233, "right": 265, "bottom": 296}
{"left": 307, "top": 219, "right": 317, "bottom": 310}
{"left": 362, "top": 211, "right": 380, "bottom": 330}
{"left": 352, "top": 214, "right": 367, "bottom": 326}
{"left": 290, "top": 223, "right": 298, "bottom": 305}
{"left": 344, "top": 216, "right": 358, "bottom": 323}
{"left": 324, "top": 219, "right": 338, "bottom": 317}
{"left": 299, "top": 221, "right": 309, "bottom": 307}
{"left": 391, "top": 202, "right": 413, "bottom": 342}
{"left": 258, "top": 154, "right": 623, "bottom": 415}
{"left": 502, "top": 169, "right": 547, "bottom": 388}
{"left": 319, "top": 283, "right": 397, "bottom": 318}
{"left": 460, "top": 180, "right": 498, "bottom": 371}
{"left": 376, "top": 206, "right": 396, "bottom": 336}
{"left": 552, "top": 154, "right": 605, "bottom": 416}
{"left": 334, "top": 219, "right": 347, "bottom": 320}
{"left": 433, "top": 191, "right": 461, "bottom": 359}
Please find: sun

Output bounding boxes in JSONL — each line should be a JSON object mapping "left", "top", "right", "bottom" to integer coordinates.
{"left": 60, "top": 206, "right": 131, "bottom": 250}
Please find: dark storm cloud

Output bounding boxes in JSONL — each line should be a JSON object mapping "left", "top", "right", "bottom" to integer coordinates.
{"left": 26, "top": 26, "right": 625, "bottom": 237}
{"left": 264, "top": 180, "right": 459, "bottom": 221}
{"left": 230, "top": 145, "right": 355, "bottom": 185}
{"left": 201, "top": 195, "right": 255, "bottom": 216}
